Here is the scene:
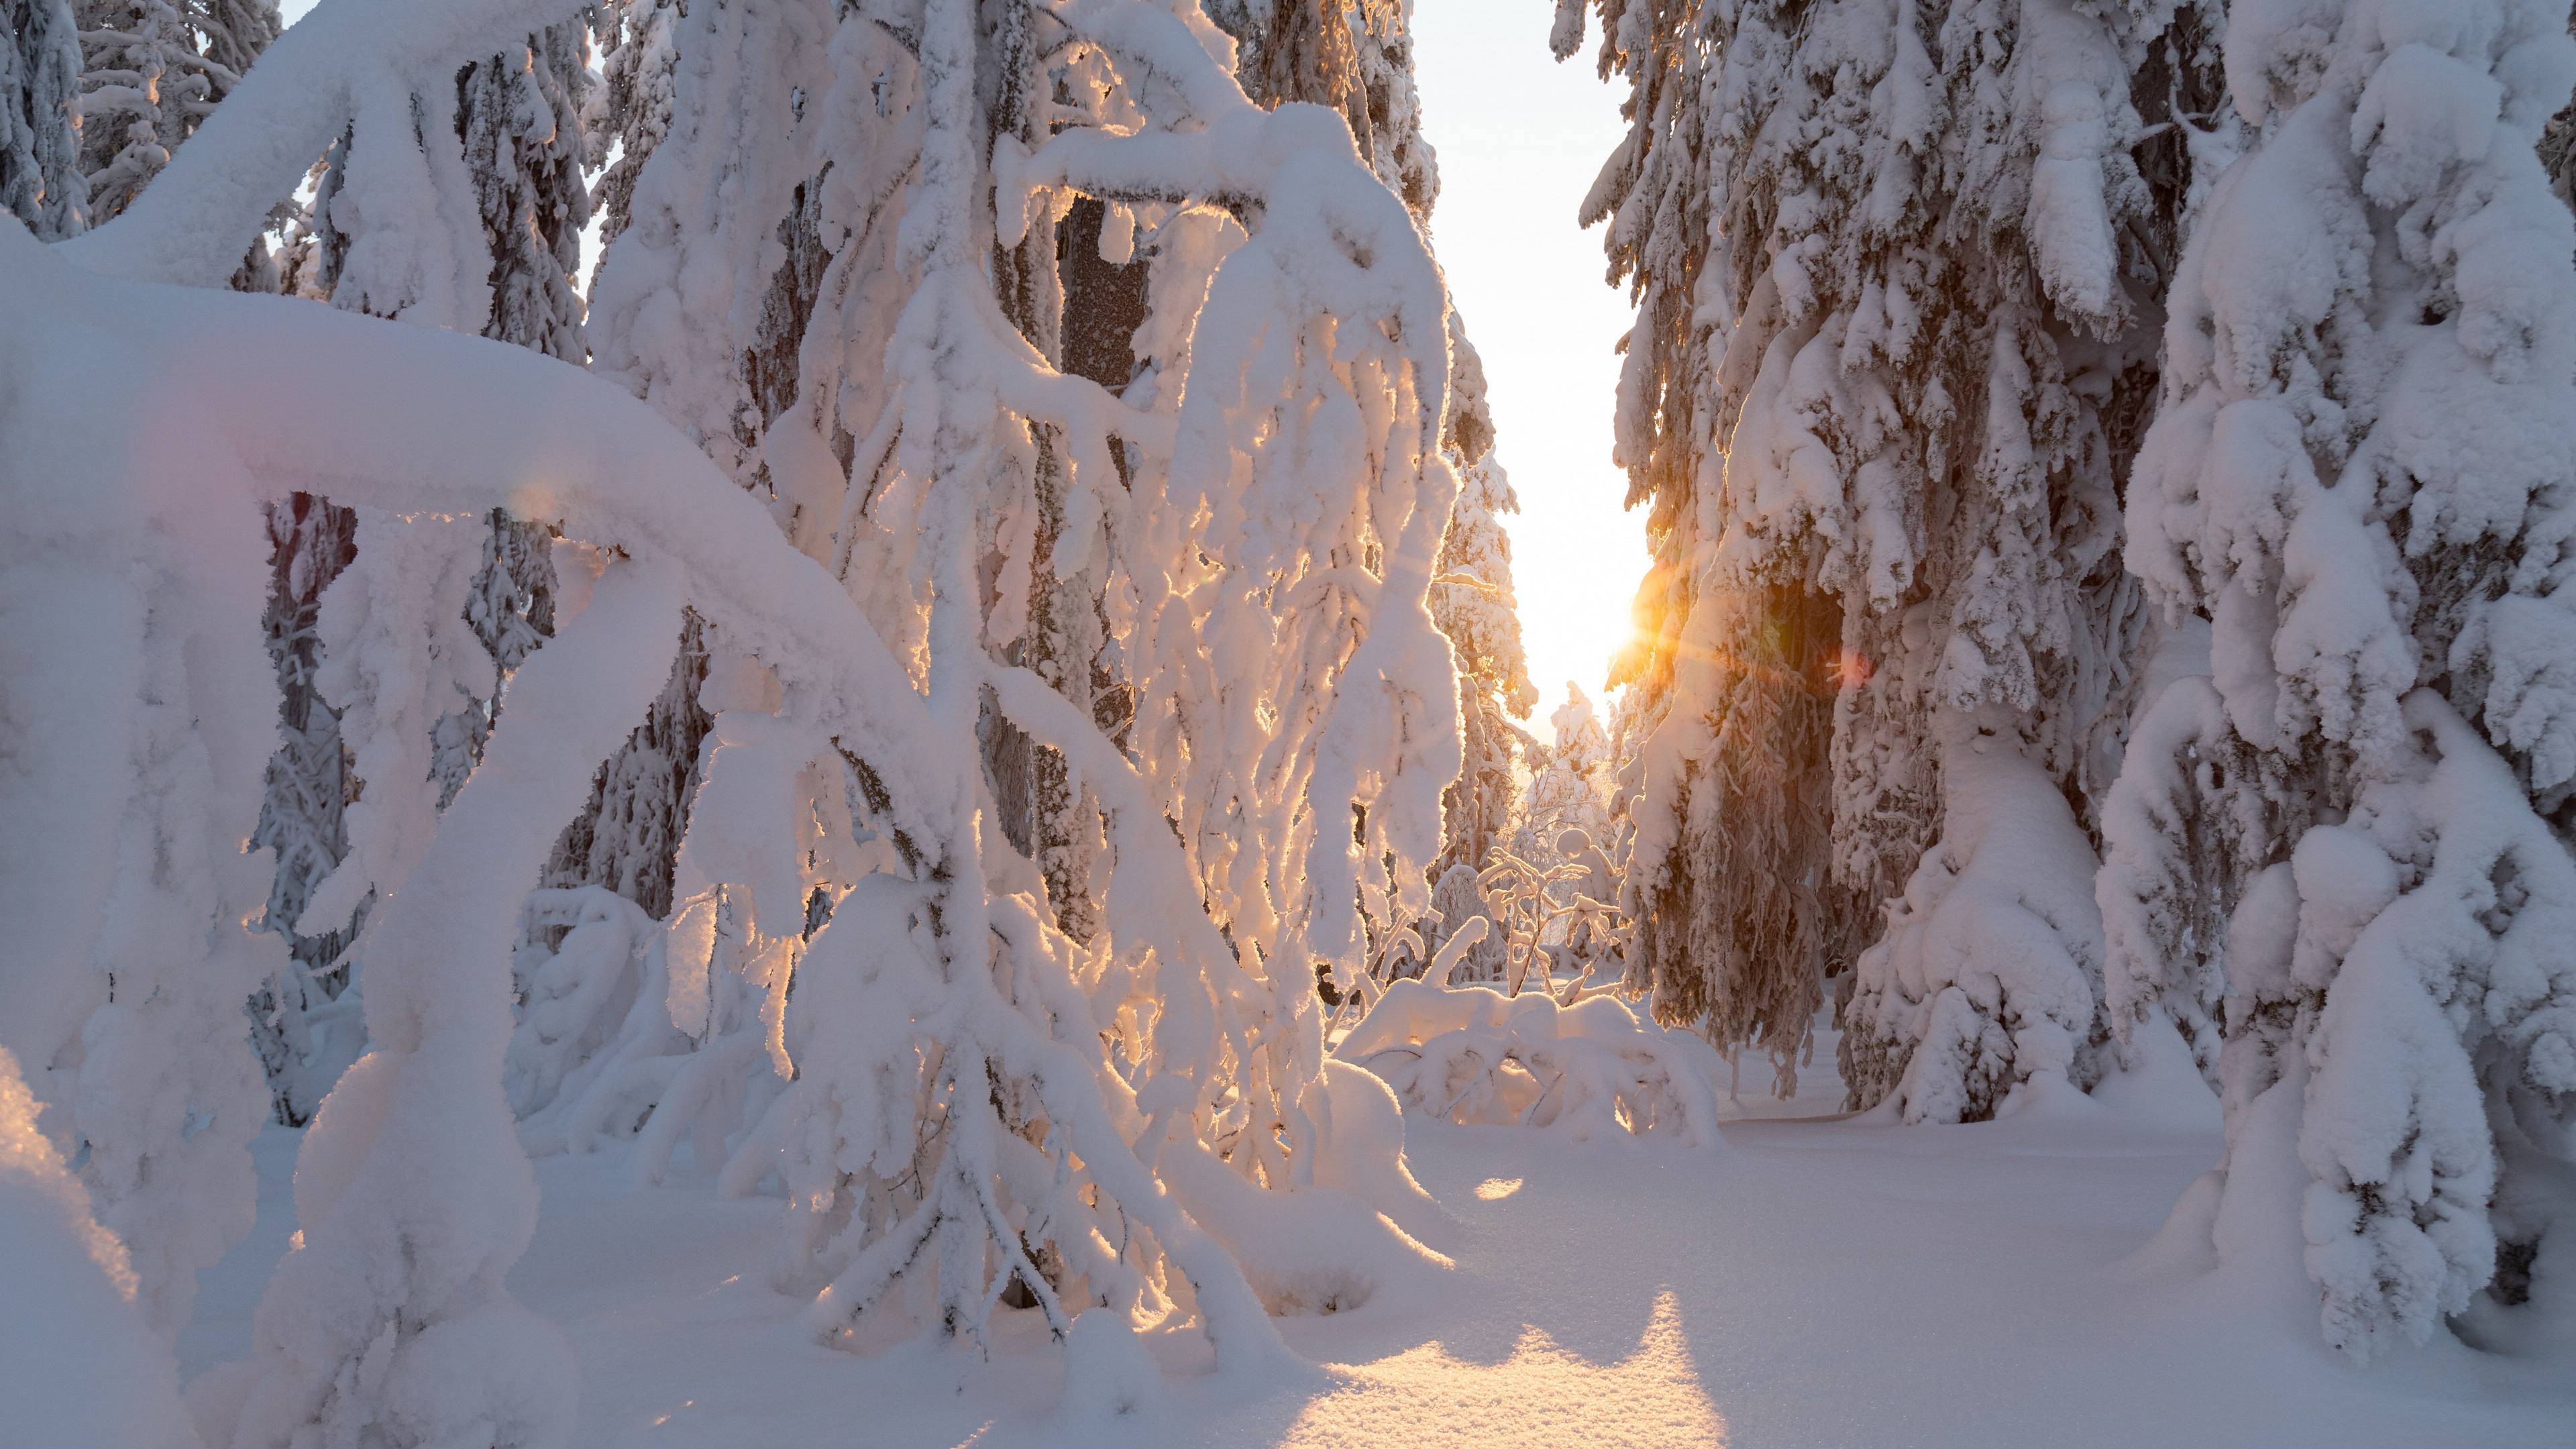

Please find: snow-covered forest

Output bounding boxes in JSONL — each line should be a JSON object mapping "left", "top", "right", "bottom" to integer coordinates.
{"left": 1, "top": 0, "right": 2571, "bottom": 1443}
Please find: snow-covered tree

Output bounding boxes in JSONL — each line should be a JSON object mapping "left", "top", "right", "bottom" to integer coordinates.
{"left": 1600, "top": 665, "right": 1656, "bottom": 851}
{"left": 3, "top": 0, "right": 85, "bottom": 237}
{"left": 749, "top": 0, "right": 1467, "bottom": 1352}
{"left": 73, "top": 0, "right": 277, "bottom": 220}
{"left": 2100, "top": 0, "right": 2576, "bottom": 1361}
{"left": 25, "top": 0, "right": 1492, "bottom": 1433}
{"left": 459, "top": 24, "right": 592, "bottom": 364}
{"left": 1528, "top": 682, "right": 1611, "bottom": 852}
{"left": 1417, "top": 450, "right": 1534, "bottom": 988}
{"left": 1216, "top": 1, "right": 1527, "bottom": 900}
{"left": 1558, "top": 0, "right": 2214, "bottom": 1114}
{"left": 1424, "top": 857, "right": 1505, "bottom": 983}
{"left": 1433, "top": 453, "right": 1538, "bottom": 876}
{"left": 537, "top": 619, "right": 710, "bottom": 918}
{"left": 251, "top": 26, "right": 592, "bottom": 1125}
{"left": 246, "top": 495, "right": 366, "bottom": 1125}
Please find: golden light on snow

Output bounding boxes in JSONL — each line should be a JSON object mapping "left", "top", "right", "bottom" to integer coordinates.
{"left": 1473, "top": 1177, "right": 1523, "bottom": 1201}
{"left": 1280, "top": 1292, "right": 1723, "bottom": 1448}
{"left": 1832, "top": 647, "right": 1873, "bottom": 690}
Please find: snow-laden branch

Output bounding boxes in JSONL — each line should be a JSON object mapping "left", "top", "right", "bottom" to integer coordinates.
{"left": 57, "top": 0, "right": 596, "bottom": 288}
{"left": 142, "top": 272, "right": 950, "bottom": 828}
{"left": 6, "top": 215, "right": 1342, "bottom": 1435}
{"left": 678, "top": 0, "right": 1471, "bottom": 1369}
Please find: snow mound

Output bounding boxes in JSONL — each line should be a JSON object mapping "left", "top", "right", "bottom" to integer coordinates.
{"left": 1841, "top": 730, "right": 2106, "bottom": 1124}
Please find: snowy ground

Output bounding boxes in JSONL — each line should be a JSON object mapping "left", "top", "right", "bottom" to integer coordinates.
{"left": 182, "top": 1025, "right": 2572, "bottom": 1448}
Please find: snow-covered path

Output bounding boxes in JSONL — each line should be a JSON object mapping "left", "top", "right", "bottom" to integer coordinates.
{"left": 182, "top": 1076, "right": 2571, "bottom": 1448}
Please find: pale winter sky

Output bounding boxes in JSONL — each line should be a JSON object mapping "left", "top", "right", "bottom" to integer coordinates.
{"left": 269, "top": 0, "right": 1647, "bottom": 739}
{"left": 1411, "top": 1, "right": 1645, "bottom": 741}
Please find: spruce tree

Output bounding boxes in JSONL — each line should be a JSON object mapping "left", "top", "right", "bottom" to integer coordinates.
{"left": 3, "top": 0, "right": 85, "bottom": 237}
{"left": 73, "top": 0, "right": 276, "bottom": 220}
{"left": 1529, "top": 682, "right": 1612, "bottom": 853}
{"left": 246, "top": 497, "right": 363, "bottom": 1124}
{"left": 585, "top": 0, "right": 676, "bottom": 250}
{"left": 2100, "top": 0, "right": 2576, "bottom": 1359}
{"left": 460, "top": 25, "right": 592, "bottom": 364}
{"left": 1560, "top": 0, "right": 2218, "bottom": 1113}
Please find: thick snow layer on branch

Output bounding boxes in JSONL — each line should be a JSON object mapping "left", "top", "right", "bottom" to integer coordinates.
{"left": 991, "top": 0, "right": 1466, "bottom": 988}
{"left": 55, "top": 0, "right": 598, "bottom": 289}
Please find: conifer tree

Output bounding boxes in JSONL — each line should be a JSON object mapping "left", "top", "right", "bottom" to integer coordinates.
{"left": 246, "top": 497, "right": 364, "bottom": 1124}
{"left": 2100, "top": 0, "right": 2576, "bottom": 1359}
{"left": 250, "top": 26, "right": 593, "bottom": 1120}
{"left": 460, "top": 26, "right": 592, "bottom": 364}
{"left": 3, "top": 0, "right": 85, "bottom": 237}
{"left": 1218, "top": 0, "right": 1527, "bottom": 900}
{"left": 73, "top": 0, "right": 276, "bottom": 220}
{"left": 1432, "top": 453, "right": 1538, "bottom": 875}
{"left": 585, "top": 0, "right": 676, "bottom": 250}
{"left": 1528, "top": 682, "right": 1612, "bottom": 853}
{"left": 553, "top": 0, "right": 1473, "bottom": 1362}
{"left": 1560, "top": 0, "right": 2216, "bottom": 1113}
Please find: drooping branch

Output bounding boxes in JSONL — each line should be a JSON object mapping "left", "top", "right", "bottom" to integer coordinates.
{"left": 59, "top": 0, "right": 599, "bottom": 288}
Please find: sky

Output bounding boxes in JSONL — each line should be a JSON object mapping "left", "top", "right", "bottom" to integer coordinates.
{"left": 264, "top": 0, "right": 1647, "bottom": 739}
{"left": 1409, "top": 1, "right": 1645, "bottom": 740}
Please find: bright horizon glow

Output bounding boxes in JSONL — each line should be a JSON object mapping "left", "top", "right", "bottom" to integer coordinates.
{"left": 262, "top": 0, "right": 1651, "bottom": 741}
{"left": 1412, "top": 1, "right": 1646, "bottom": 742}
